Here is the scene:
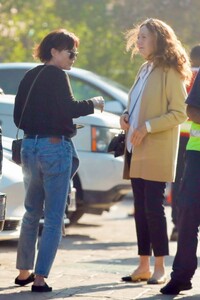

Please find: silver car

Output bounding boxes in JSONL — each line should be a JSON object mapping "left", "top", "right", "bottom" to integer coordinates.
{"left": 0, "top": 63, "right": 131, "bottom": 225}
{"left": 0, "top": 62, "right": 128, "bottom": 115}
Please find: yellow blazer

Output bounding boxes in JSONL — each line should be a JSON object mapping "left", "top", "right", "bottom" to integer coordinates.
{"left": 123, "top": 64, "right": 187, "bottom": 182}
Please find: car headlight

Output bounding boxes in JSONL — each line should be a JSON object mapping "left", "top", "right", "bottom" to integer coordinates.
{"left": 91, "top": 126, "right": 122, "bottom": 153}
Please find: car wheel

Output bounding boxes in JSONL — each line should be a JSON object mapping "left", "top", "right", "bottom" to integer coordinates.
{"left": 67, "top": 174, "right": 84, "bottom": 224}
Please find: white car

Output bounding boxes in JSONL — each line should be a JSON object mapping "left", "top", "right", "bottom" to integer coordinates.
{"left": 0, "top": 63, "right": 131, "bottom": 224}
{"left": 0, "top": 128, "right": 4, "bottom": 232}
{"left": 0, "top": 62, "right": 128, "bottom": 115}
{"left": 0, "top": 154, "right": 24, "bottom": 240}
{"left": 0, "top": 146, "right": 77, "bottom": 240}
{"left": 0, "top": 92, "right": 131, "bottom": 225}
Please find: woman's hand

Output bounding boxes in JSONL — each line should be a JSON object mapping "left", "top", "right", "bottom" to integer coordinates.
{"left": 91, "top": 96, "right": 104, "bottom": 112}
{"left": 130, "top": 124, "right": 148, "bottom": 146}
{"left": 120, "top": 113, "right": 129, "bottom": 130}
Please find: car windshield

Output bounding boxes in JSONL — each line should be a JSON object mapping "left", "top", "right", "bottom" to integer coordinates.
{"left": 0, "top": 69, "right": 27, "bottom": 95}
{"left": 98, "top": 75, "right": 129, "bottom": 93}
{"left": 0, "top": 66, "right": 129, "bottom": 96}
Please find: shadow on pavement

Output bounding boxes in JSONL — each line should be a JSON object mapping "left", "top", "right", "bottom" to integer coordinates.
{"left": 0, "top": 240, "right": 18, "bottom": 252}
{"left": 0, "top": 282, "right": 144, "bottom": 299}
{"left": 138, "top": 294, "right": 200, "bottom": 300}
{"left": 60, "top": 238, "right": 136, "bottom": 251}
{"left": 85, "top": 256, "right": 144, "bottom": 266}
{"left": 70, "top": 222, "right": 101, "bottom": 228}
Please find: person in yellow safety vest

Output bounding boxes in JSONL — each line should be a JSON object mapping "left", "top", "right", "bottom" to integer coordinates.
{"left": 161, "top": 69, "right": 200, "bottom": 295}
{"left": 170, "top": 44, "right": 200, "bottom": 242}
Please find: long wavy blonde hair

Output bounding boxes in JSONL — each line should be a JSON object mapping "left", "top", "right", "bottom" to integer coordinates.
{"left": 125, "top": 18, "right": 192, "bottom": 83}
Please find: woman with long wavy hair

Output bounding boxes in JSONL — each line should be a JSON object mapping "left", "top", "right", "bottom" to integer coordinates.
{"left": 120, "top": 18, "right": 191, "bottom": 285}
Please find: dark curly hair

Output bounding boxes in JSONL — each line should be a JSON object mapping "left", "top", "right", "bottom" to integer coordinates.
{"left": 33, "top": 28, "right": 79, "bottom": 63}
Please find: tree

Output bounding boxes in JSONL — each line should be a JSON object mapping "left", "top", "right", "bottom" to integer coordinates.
{"left": 0, "top": 0, "right": 200, "bottom": 88}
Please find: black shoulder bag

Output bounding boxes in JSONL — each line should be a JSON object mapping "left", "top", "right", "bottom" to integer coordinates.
{"left": 107, "top": 131, "right": 125, "bottom": 157}
{"left": 12, "top": 66, "right": 47, "bottom": 165}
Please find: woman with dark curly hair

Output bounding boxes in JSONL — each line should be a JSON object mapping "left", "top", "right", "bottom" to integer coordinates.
{"left": 120, "top": 18, "right": 191, "bottom": 285}
{"left": 14, "top": 29, "right": 104, "bottom": 292}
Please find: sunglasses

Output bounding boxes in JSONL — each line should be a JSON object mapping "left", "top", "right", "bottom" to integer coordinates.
{"left": 65, "top": 50, "right": 79, "bottom": 60}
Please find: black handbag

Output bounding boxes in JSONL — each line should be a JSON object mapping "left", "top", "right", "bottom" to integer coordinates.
{"left": 12, "top": 139, "right": 22, "bottom": 165}
{"left": 107, "top": 132, "right": 125, "bottom": 157}
{"left": 12, "top": 66, "right": 48, "bottom": 165}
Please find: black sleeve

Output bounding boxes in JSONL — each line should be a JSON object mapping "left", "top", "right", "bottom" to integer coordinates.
{"left": 52, "top": 69, "right": 94, "bottom": 118}
{"left": 14, "top": 78, "right": 28, "bottom": 127}
{"left": 14, "top": 66, "right": 95, "bottom": 133}
{"left": 186, "top": 70, "right": 200, "bottom": 108}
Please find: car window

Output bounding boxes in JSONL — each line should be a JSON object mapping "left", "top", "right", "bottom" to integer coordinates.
{"left": 0, "top": 68, "right": 122, "bottom": 105}
{"left": 69, "top": 77, "right": 115, "bottom": 102}
{"left": 100, "top": 76, "right": 129, "bottom": 93}
{"left": 0, "top": 69, "right": 27, "bottom": 95}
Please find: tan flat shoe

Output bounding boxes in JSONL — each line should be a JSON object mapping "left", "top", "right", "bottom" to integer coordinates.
{"left": 122, "top": 271, "right": 152, "bottom": 282}
{"left": 147, "top": 275, "right": 167, "bottom": 284}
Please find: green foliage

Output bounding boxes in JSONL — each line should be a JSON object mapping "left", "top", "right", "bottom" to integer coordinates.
{"left": 0, "top": 0, "right": 199, "bottom": 88}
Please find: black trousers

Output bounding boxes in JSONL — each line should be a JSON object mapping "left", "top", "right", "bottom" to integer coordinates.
{"left": 131, "top": 178, "right": 169, "bottom": 256}
{"left": 171, "top": 151, "right": 200, "bottom": 283}
{"left": 171, "top": 136, "right": 188, "bottom": 226}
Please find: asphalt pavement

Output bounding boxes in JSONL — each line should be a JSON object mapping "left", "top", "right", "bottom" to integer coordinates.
{"left": 0, "top": 196, "right": 200, "bottom": 300}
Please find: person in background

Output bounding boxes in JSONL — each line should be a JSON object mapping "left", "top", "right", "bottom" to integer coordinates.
{"left": 120, "top": 18, "right": 191, "bottom": 285}
{"left": 160, "top": 69, "right": 200, "bottom": 295}
{"left": 13, "top": 29, "right": 104, "bottom": 293}
{"left": 170, "top": 44, "right": 200, "bottom": 242}
{"left": 190, "top": 44, "right": 200, "bottom": 68}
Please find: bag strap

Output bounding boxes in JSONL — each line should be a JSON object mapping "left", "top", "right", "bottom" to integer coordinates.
{"left": 16, "top": 65, "right": 48, "bottom": 139}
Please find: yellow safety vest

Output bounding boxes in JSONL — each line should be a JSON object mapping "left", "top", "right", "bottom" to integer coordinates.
{"left": 186, "top": 122, "right": 200, "bottom": 151}
{"left": 180, "top": 120, "right": 191, "bottom": 137}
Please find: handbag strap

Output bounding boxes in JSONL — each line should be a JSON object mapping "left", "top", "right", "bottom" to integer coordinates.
{"left": 16, "top": 65, "right": 48, "bottom": 139}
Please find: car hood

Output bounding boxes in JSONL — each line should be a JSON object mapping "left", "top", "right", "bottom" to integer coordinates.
{"left": 0, "top": 94, "right": 120, "bottom": 129}
{"left": 74, "top": 109, "right": 120, "bottom": 128}
{"left": 0, "top": 155, "right": 23, "bottom": 188}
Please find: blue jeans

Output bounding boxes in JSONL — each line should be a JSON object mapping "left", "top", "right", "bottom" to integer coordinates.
{"left": 16, "top": 136, "right": 79, "bottom": 277}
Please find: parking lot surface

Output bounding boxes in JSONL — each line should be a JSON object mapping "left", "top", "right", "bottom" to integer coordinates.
{"left": 0, "top": 197, "right": 200, "bottom": 300}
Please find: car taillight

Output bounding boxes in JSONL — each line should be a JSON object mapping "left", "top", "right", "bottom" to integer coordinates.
{"left": 91, "top": 126, "right": 121, "bottom": 153}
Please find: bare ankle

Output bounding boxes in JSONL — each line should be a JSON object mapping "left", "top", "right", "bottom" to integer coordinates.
{"left": 34, "top": 275, "right": 45, "bottom": 286}
{"left": 18, "top": 270, "right": 32, "bottom": 279}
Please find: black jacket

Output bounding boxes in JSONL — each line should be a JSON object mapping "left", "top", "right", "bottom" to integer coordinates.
{"left": 14, "top": 65, "right": 94, "bottom": 137}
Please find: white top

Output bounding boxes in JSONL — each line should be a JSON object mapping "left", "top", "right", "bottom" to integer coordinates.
{"left": 127, "top": 63, "right": 153, "bottom": 152}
